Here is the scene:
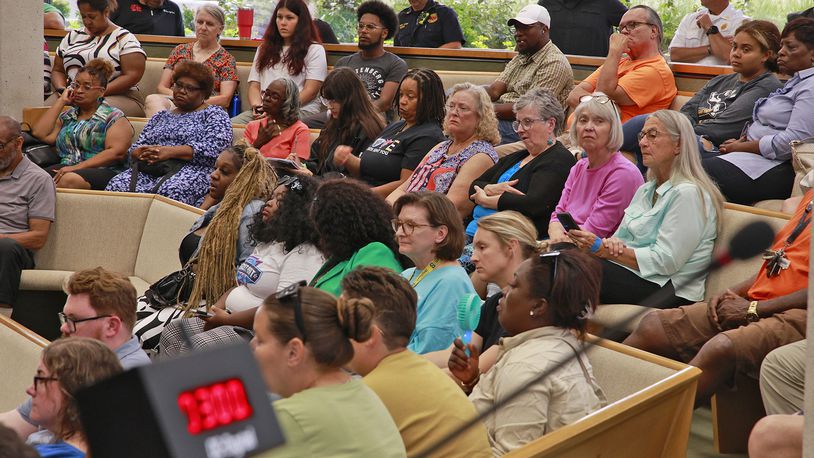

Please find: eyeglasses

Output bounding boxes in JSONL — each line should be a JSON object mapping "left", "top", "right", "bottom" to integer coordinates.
{"left": 69, "top": 81, "right": 104, "bottom": 92}
{"left": 539, "top": 251, "right": 560, "bottom": 297}
{"left": 445, "top": 103, "right": 473, "bottom": 115}
{"left": 615, "top": 21, "right": 655, "bottom": 33}
{"left": 512, "top": 118, "right": 546, "bottom": 132}
{"left": 319, "top": 96, "right": 336, "bottom": 108}
{"left": 275, "top": 280, "right": 308, "bottom": 342}
{"left": 58, "top": 312, "right": 112, "bottom": 333}
{"left": 357, "top": 23, "right": 384, "bottom": 31}
{"left": 172, "top": 82, "right": 203, "bottom": 93}
{"left": 637, "top": 129, "right": 666, "bottom": 142}
{"left": 33, "top": 375, "right": 59, "bottom": 391}
{"left": 0, "top": 135, "right": 20, "bottom": 150}
{"left": 392, "top": 219, "right": 435, "bottom": 235}
{"left": 579, "top": 93, "right": 620, "bottom": 117}
{"left": 261, "top": 90, "right": 279, "bottom": 101}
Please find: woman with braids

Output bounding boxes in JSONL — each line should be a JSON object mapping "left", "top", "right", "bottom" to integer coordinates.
{"left": 158, "top": 175, "right": 324, "bottom": 358}
{"left": 251, "top": 285, "right": 406, "bottom": 457}
{"left": 232, "top": 0, "right": 327, "bottom": 124}
{"left": 26, "top": 338, "right": 122, "bottom": 457}
{"left": 309, "top": 179, "right": 401, "bottom": 296}
{"left": 450, "top": 249, "right": 607, "bottom": 455}
{"left": 334, "top": 68, "right": 446, "bottom": 197}
{"left": 134, "top": 143, "right": 275, "bottom": 351}
{"left": 291, "top": 68, "right": 385, "bottom": 176}
{"left": 32, "top": 58, "right": 134, "bottom": 190}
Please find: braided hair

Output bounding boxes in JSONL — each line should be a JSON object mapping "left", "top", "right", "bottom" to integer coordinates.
{"left": 397, "top": 68, "right": 446, "bottom": 126}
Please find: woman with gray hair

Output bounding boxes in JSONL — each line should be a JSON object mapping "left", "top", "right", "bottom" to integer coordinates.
{"left": 548, "top": 92, "right": 643, "bottom": 245}
{"left": 467, "top": 88, "right": 576, "bottom": 239}
{"left": 569, "top": 110, "right": 724, "bottom": 309}
{"left": 144, "top": 5, "right": 238, "bottom": 118}
{"left": 243, "top": 78, "right": 310, "bottom": 159}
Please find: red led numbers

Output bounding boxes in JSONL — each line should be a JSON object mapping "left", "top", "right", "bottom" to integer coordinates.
{"left": 177, "top": 378, "right": 253, "bottom": 434}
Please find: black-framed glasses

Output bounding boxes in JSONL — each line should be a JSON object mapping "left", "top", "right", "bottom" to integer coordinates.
{"left": 512, "top": 118, "right": 546, "bottom": 132}
{"left": 392, "top": 219, "right": 435, "bottom": 235}
{"left": 33, "top": 375, "right": 59, "bottom": 391}
{"left": 275, "top": 280, "right": 308, "bottom": 342}
{"left": 58, "top": 312, "right": 112, "bottom": 333}
{"left": 172, "top": 82, "right": 203, "bottom": 93}
{"left": 615, "top": 21, "right": 655, "bottom": 33}
{"left": 539, "top": 251, "right": 560, "bottom": 296}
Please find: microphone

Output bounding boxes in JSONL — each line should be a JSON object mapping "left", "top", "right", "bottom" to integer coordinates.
{"left": 708, "top": 221, "right": 775, "bottom": 272}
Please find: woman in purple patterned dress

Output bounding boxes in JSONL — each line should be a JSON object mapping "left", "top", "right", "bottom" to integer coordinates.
{"left": 105, "top": 61, "right": 233, "bottom": 206}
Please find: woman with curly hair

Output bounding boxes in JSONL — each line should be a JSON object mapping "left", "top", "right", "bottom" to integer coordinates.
{"left": 158, "top": 175, "right": 325, "bottom": 357}
{"left": 309, "top": 179, "right": 402, "bottom": 296}
{"left": 243, "top": 78, "right": 311, "bottom": 160}
{"left": 26, "top": 337, "right": 122, "bottom": 458}
{"left": 388, "top": 82, "right": 500, "bottom": 218}
{"left": 232, "top": 0, "right": 327, "bottom": 124}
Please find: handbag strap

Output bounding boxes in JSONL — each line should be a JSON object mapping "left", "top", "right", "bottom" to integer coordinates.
{"left": 128, "top": 159, "right": 139, "bottom": 193}
{"left": 558, "top": 336, "right": 604, "bottom": 400}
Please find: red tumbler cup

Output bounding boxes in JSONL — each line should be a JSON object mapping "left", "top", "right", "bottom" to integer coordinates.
{"left": 237, "top": 7, "right": 254, "bottom": 40}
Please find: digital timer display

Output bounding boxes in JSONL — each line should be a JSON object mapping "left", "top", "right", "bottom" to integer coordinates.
{"left": 177, "top": 378, "right": 253, "bottom": 435}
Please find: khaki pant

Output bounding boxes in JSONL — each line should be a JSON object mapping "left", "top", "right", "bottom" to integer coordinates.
{"left": 759, "top": 339, "right": 806, "bottom": 415}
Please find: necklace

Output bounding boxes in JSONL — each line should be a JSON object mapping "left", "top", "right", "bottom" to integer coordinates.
{"left": 409, "top": 258, "right": 441, "bottom": 287}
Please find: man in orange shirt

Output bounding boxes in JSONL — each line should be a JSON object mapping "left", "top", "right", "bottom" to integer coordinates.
{"left": 566, "top": 5, "right": 677, "bottom": 123}
{"left": 624, "top": 190, "right": 811, "bottom": 406}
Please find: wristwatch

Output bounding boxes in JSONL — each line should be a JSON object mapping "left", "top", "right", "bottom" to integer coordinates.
{"left": 706, "top": 25, "right": 720, "bottom": 36}
{"left": 746, "top": 301, "right": 760, "bottom": 322}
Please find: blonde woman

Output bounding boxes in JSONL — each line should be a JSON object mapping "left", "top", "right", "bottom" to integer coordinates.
{"left": 387, "top": 83, "right": 500, "bottom": 218}
{"left": 144, "top": 5, "right": 238, "bottom": 117}
{"left": 569, "top": 110, "right": 724, "bottom": 309}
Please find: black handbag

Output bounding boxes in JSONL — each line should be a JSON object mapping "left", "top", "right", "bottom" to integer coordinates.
{"left": 22, "top": 132, "right": 60, "bottom": 168}
{"left": 143, "top": 265, "right": 196, "bottom": 309}
{"left": 128, "top": 158, "right": 186, "bottom": 193}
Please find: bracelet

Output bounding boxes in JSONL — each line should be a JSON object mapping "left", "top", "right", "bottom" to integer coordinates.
{"left": 460, "top": 371, "right": 481, "bottom": 393}
{"left": 590, "top": 237, "right": 602, "bottom": 253}
{"left": 707, "top": 45, "right": 712, "bottom": 55}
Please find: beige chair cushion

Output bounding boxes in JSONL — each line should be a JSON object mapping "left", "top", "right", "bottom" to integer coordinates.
{"left": 129, "top": 276, "right": 151, "bottom": 296}
{"left": 753, "top": 200, "right": 785, "bottom": 212}
{"left": 591, "top": 304, "right": 652, "bottom": 335}
{"left": 585, "top": 343, "right": 676, "bottom": 403}
{"left": 134, "top": 198, "right": 203, "bottom": 284}
{"left": 19, "top": 269, "right": 72, "bottom": 291}
{"left": 0, "top": 318, "right": 46, "bottom": 411}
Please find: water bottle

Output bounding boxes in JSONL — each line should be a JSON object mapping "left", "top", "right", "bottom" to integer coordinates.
{"left": 229, "top": 93, "right": 242, "bottom": 118}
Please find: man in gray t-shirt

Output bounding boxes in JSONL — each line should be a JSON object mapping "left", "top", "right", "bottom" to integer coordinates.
{"left": 304, "top": 0, "right": 408, "bottom": 128}
{"left": 0, "top": 116, "right": 55, "bottom": 309}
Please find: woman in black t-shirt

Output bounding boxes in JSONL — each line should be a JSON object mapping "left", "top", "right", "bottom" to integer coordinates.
{"left": 334, "top": 68, "right": 447, "bottom": 197}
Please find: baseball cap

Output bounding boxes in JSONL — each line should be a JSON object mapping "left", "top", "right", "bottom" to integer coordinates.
{"left": 507, "top": 4, "right": 551, "bottom": 28}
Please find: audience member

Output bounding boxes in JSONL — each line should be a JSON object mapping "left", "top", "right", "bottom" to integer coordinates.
{"left": 233, "top": 0, "right": 327, "bottom": 124}
{"left": 0, "top": 424, "right": 37, "bottom": 458}
{"left": 487, "top": 4, "right": 573, "bottom": 144}
{"left": 623, "top": 20, "right": 783, "bottom": 166}
{"left": 111, "top": 0, "right": 184, "bottom": 36}
{"left": 566, "top": 5, "right": 676, "bottom": 123}
{"left": 344, "top": 68, "right": 446, "bottom": 197}
{"left": 144, "top": 5, "right": 238, "bottom": 117}
{"left": 27, "top": 338, "right": 122, "bottom": 457}
{"left": 548, "top": 93, "right": 643, "bottom": 244}
{"left": 388, "top": 83, "right": 500, "bottom": 218}
{"left": 52, "top": 0, "right": 147, "bottom": 117}
{"left": 393, "top": 192, "right": 474, "bottom": 353}
{"left": 760, "top": 340, "right": 806, "bottom": 415}
{"left": 0, "top": 117, "right": 55, "bottom": 310}
{"left": 158, "top": 175, "right": 324, "bottom": 357}
{"left": 569, "top": 110, "right": 723, "bottom": 309}
{"left": 470, "top": 89, "right": 575, "bottom": 239}
{"left": 538, "top": 0, "right": 627, "bottom": 57}
{"left": 243, "top": 78, "right": 311, "bottom": 160}
{"left": 32, "top": 59, "right": 134, "bottom": 190}
{"left": 788, "top": 7, "right": 814, "bottom": 22}
{"left": 305, "top": 0, "right": 407, "bottom": 128}
{"left": 252, "top": 286, "right": 407, "bottom": 457}
{"left": 44, "top": 41, "right": 54, "bottom": 100}
{"left": 749, "top": 414, "right": 803, "bottom": 458}
{"left": 437, "top": 211, "right": 544, "bottom": 377}
{"left": 44, "top": 2, "right": 67, "bottom": 29}
{"left": 299, "top": 68, "right": 385, "bottom": 176}
{"left": 134, "top": 144, "right": 274, "bottom": 350}
{"left": 105, "top": 61, "right": 233, "bottom": 206}
{"left": 623, "top": 188, "right": 811, "bottom": 406}
{"left": 455, "top": 250, "right": 607, "bottom": 454}
{"left": 309, "top": 179, "right": 402, "bottom": 296}
{"left": 341, "top": 267, "right": 492, "bottom": 457}
{"left": 669, "top": 0, "right": 748, "bottom": 65}
{"left": 394, "top": 0, "right": 465, "bottom": 48}
{"left": 0, "top": 267, "right": 149, "bottom": 441}
{"left": 702, "top": 18, "right": 814, "bottom": 205}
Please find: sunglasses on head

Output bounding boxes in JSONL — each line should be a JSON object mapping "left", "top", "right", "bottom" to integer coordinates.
{"left": 275, "top": 280, "right": 308, "bottom": 342}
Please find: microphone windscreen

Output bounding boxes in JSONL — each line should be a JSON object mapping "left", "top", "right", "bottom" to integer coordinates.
{"left": 729, "top": 221, "right": 775, "bottom": 260}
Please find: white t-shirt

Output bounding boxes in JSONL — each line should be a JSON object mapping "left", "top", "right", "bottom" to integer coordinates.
{"left": 57, "top": 27, "right": 146, "bottom": 82}
{"left": 226, "top": 242, "right": 325, "bottom": 313}
{"left": 248, "top": 43, "right": 327, "bottom": 113}
{"left": 668, "top": 5, "right": 748, "bottom": 66}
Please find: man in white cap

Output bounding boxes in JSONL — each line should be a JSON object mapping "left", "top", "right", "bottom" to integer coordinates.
{"left": 486, "top": 4, "right": 573, "bottom": 144}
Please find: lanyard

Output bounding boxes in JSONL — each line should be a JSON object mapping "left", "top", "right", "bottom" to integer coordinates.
{"left": 784, "top": 200, "right": 813, "bottom": 248}
{"left": 409, "top": 259, "right": 441, "bottom": 287}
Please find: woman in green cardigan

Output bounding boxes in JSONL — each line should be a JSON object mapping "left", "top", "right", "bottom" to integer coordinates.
{"left": 309, "top": 178, "right": 402, "bottom": 295}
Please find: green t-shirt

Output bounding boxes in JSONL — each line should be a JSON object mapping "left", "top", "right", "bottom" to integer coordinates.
{"left": 310, "top": 241, "right": 402, "bottom": 296}
{"left": 43, "top": 3, "right": 64, "bottom": 16}
{"left": 260, "top": 380, "right": 407, "bottom": 457}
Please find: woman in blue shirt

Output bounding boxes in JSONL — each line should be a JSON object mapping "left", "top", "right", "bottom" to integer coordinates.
{"left": 393, "top": 192, "right": 475, "bottom": 353}
{"left": 570, "top": 110, "right": 724, "bottom": 309}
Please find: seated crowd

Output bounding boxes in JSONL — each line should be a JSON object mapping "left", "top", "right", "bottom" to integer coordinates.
{"left": 4, "top": 0, "right": 814, "bottom": 456}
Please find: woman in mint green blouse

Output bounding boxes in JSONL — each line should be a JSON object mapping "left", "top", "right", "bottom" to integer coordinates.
{"left": 569, "top": 110, "right": 724, "bottom": 309}
{"left": 252, "top": 285, "right": 406, "bottom": 457}
{"left": 308, "top": 179, "right": 401, "bottom": 296}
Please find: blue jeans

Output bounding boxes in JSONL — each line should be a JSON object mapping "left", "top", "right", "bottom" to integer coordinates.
{"left": 498, "top": 119, "right": 520, "bottom": 145}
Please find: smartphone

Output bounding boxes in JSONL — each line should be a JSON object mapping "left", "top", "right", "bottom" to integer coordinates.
{"left": 556, "top": 212, "right": 581, "bottom": 232}
{"left": 191, "top": 310, "right": 213, "bottom": 319}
